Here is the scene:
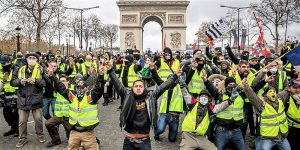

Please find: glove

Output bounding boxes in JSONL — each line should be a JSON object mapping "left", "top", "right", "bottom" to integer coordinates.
{"left": 228, "top": 87, "right": 239, "bottom": 104}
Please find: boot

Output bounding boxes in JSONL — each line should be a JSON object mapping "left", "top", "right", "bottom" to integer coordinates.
{"left": 3, "top": 128, "right": 16, "bottom": 136}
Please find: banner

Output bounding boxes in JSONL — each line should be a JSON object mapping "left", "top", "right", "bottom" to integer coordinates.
{"left": 232, "top": 29, "right": 238, "bottom": 49}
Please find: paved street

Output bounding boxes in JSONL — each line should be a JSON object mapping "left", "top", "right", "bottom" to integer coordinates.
{"left": 0, "top": 98, "right": 181, "bottom": 150}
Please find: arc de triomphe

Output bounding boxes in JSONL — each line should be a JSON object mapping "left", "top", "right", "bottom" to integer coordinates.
{"left": 117, "top": 0, "right": 189, "bottom": 51}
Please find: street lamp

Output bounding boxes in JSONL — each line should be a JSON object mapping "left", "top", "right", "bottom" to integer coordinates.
{"left": 64, "top": 6, "right": 99, "bottom": 51}
{"left": 15, "top": 26, "right": 21, "bottom": 52}
{"left": 220, "top": 5, "right": 257, "bottom": 53}
{"left": 89, "top": 42, "right": 92, "bottom": 52}
{"left": 284, "top": 9, "right": 290, "bottom": 44}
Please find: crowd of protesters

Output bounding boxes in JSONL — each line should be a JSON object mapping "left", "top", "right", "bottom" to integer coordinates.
{"left": 0, "top": 40, "right": 299, "bottom": 150}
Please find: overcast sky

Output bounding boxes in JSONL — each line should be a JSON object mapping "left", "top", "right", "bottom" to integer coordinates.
{"left": 1, "top": 0, "right": 299, "bottom": 51}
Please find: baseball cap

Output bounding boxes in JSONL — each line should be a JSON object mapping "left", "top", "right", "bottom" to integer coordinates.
{"left": 0, "top": 55, "right": 11, "bottom": 64}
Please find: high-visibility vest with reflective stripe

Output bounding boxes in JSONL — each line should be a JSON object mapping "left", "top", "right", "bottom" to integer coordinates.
{"left": 286, "top": 97, "right": 300, "bottom": 128}
{"left": 158, "top": 59, "right": 179, "bottom": 82}
{"left": 4, "top": 71, "right": 18, "bottom": 93}
{"left": 182, "top": 103, "right": 210, "bottom": 135}
{"left": 127, "top": 64, "right": 139, "bottom": 87}
{"left": 104, "top": 66, "right": 109, "bottom": 81}
{"left": 69, "top": 65, "right": 77, "bottom": 78}
{"left": 55, "top": 93, "right": 70, "bottom": 118}
{"left": 232, "top": 71, "right": 255, "bottom": 102}
{"left": 54, "top": 85, "right": 75, "bottom": 118}
{"left": 18, "top": 64, "right": 41, "bottom": 79}
{"left": 284, "top": 63, "right": 292, "bottom": 79}
{"left": 259, "top": 99, "right": 288, "bottom": 137}
{"left": 116, "top": 64, "right": 121, "bottom": 70}
{"left": 77, "top": 63, "right": 87, "bottom": 75}
{"left": 258, "top": 71, "right": 286, "bottom": 96}
{"left": 216, "top": 95, "right": 244, "bottom": 121}
{"left": 160, "top": 84, "right": 183, "bottom": 113}
{"left": 59, "top": 63, "right": 66, "bottom": 72}
{"left": 69, "top": 95, "right": 99, "bottom": 126}
{"left": 188, "top": 70, "right": 206, "bottom": 94}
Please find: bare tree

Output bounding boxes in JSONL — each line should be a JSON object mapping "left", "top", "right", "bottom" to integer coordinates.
{"left": 251, "top": 0, "right": 300, "bottom": 52}
{"left": 196, "top": 21, "right": 213, "bottom": 44}
{"left": 2, "top": 0, "right": 63, "bottom": 50}
{"left": 42, "top": 20, "right": 58, "bottom": 49}
{"left": 101, "top": 24, "right": 118, "bottom": 49}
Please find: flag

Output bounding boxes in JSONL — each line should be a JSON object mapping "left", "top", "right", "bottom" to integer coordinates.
{"left": 163, "top": 33, "right": 167, "bottom": 48}
{"left": 285, "top": 46, "right": 300, "bottom": 72}
{"left": 240, "top": 29, "right": 247, "bottom": 50}
{"left": 232, "top": 29, "right": 238, "bottom": 49}
{"left": 208, "top": 37, "right": 214, "bottom": 46}
{"left": 205, "top": 19, "right": 230, "bottom": 40}
{"left": 251, "top": 14, "right": 271, "bottom": 56}
{"left": 192, "top": 42, "right": 196, "bottom": 50}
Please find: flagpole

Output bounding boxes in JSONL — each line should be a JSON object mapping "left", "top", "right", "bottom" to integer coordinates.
{"left": 238, "top": 49, "right": 295, "bottom": 86}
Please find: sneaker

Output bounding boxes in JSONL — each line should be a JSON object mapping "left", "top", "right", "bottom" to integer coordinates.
{"left": 46, "top": 140, "right": 61, "bottom": 148}
{"left": 3, "top": 128, "right": 16, "bottom": 136}
{"left": 16, "top": 139, "right": 28, "bottom": 148}
{"left": 38, "top": 136, "right": 46, "bottom": 143}
{"left": 102, "top": 102, "right": 108, "bottom": 106}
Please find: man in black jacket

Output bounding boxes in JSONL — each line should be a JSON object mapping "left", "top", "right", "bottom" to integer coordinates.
{"left": 105, "top": 59, "right": 182, "bottom": 150}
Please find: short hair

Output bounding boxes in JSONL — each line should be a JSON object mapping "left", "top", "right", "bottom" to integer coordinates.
{"left": 59, "top": 74, "right": 69, "bottom": 81}
{"left": 239, "top": 60, "right": 249, "bottom": 66}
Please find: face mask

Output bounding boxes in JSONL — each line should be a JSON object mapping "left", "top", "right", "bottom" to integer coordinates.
{"left": 79, "top": 58, "right": 84, "bottom": 64}
{"left": 226, "top": 85, "right": 236, "bottom": 94}
{"left": 199, "top": 97, "right": 208, "bottom": 105}
{"left": 144, "top": 63, "right": 149, "bottom": 68}
{"left": 164, "top": 53, "right": 171, "bottom": 60}
{"left": 266, "top": 90, "right": 277, "bottom": 101}
{"left": 85, "top": 61, "right": 92, "bottom": 67}
{"left": 197, "top": 63, "right": 204, "bottom": 70}
{"left": 269, "top": 67, "right": 278, "bottom": 74}
{"left": 2, "top": 64, "right": 12, "bottom": 72}
{"left": 27, "top": 60, "right": 37, "bottom": 66}
{"left": 134, "top": 54, "right": 140, "bottom": 60}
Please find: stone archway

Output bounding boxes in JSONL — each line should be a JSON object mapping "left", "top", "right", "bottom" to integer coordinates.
{"left": 117, "top": 0, "right": 190, "bottom": 52}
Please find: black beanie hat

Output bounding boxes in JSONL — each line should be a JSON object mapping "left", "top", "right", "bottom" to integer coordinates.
{"left": 193, "top": 49, "right": 201, "bottom": 55}
{"left": 125, "top": 54, "right": 134, "bottom": 63}
{"left": 224, "top": 77, "right": 236, "bottom": 87}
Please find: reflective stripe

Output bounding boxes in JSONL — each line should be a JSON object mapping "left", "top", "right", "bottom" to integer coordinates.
{"left": 5, "top": 95, "right": 18, "bottom": 99}
{"left": 70, "top": 115, "right": 98, "bottom": 122}
{"left": 261, "top": 110, "right": 285, "bottom": 119}
{"left": 69, "top": 107, "right": 97, "bottom": 113}
{"left": 260, "top": 118, "right": 287, "bottom": 127}
{"left": 226, "top": 107, "right": 243, "bottom": 111}
{"left": 217, "top": 112, "right": 244, "bottom": 118}
{"left": 55, "top": 108, "right": 69, "bottom": 111}
{"left": 55, "top": 101, "right": 69, "bottom": 105}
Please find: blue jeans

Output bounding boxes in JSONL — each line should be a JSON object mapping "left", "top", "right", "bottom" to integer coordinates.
{"left": 155, "top": 113, "right": 179, "bottom": 142}
{"left": 215, "top": 125, "right": 246, "bottom": 150}
{"left": 255, "top": 137, "right": 291, "bottom": 150}
{"left": 42, "top": 97, "right": 56, "bottom": 120}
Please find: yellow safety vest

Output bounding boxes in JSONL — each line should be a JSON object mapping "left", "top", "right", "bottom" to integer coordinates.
{"left": 188, "top": 70, "right": 206, "bottom": 94}
{"left": 119, "top": 64, "right": 139, "bottom": 87}
{"left": 182, "top": 103, "right": 210, "bottom": 135}
{"left": 259, "top": 99, "right": 288, "bottom": 137}
{"left": 158, "top": 59, "right": 179, "bottom": 82}
{"left": 159, "top": 84, "right": 183, "bottom": 113}
{"left": 231, "top": 71, "right": 255, "bottom": 102}
{"left": 284, "top": 62, "right": 292, "bottom": 79}
{"left": 286, "top": 97, "right": 300, "bottom": 128}
{"left": 18, "top": 64, "right": 41, "bottom": 79}
{"left": 216, "top": 95, "right": 244, "bottom": 121}
{"left": 4, "top": 71, "right": 18, "bottom": 93}
{"left": 54, "top": 85, "right": 75, "bottom": 118}
{"left": 258, "top": 71, "right": 286, "bottom": 96}
{"left": 69, "top": 95, "right": 99, "bottom": 127}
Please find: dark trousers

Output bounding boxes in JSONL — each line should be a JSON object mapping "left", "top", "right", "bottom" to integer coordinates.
{"left": 3, "top": 105, "right": 19, "bottom": 129}
{"left": 123, "top": 137, "right": 151, "bottom": 150}
{"left": 287, "top": 127, "right": 300, "bottom": 150}
{"left": 45, "top": 116, "right": 71, "bottom": 142}
{"left": 241, "top": 102, "right": 255, "bottom": 138}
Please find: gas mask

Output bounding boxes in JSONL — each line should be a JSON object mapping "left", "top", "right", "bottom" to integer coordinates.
{"left": 269, "top": 67, "right": 278, "bottom": 74}
{"left": 27, "top": 60, "right": 37, "bottom": 66}
{"left": 226, "top": 85, "right": 237, "bottom": 94}
{"left": 199, "top": 97, "right": 208, "bottom": 105}
{"left": 266, "top": 89, "right": 277, "bottom": 101}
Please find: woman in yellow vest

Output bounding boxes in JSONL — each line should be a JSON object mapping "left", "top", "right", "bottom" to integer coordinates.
{"left": 47, "top": 64, "right": 104, "bottom": 150}
{"left": 180, "top": 89, "right": 233, "bottom": 150}
{"left": 243, "top": 78, "right": 290, "bottom": 150}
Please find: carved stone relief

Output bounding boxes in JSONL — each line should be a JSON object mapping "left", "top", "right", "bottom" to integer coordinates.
{"left": 140, "top": 12, "right": 166, "bottom": 25}
{"left": 122, "top": 15, "right": 137, "bottom": 23}
{"left": 125, "top": 32, "right": 135, "bottom": 48}
{"left": 168, "top": 14, "right": 184, "bottom": 23}
{"left": 170, "top": 32, "right": 181, "bottom": 49}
